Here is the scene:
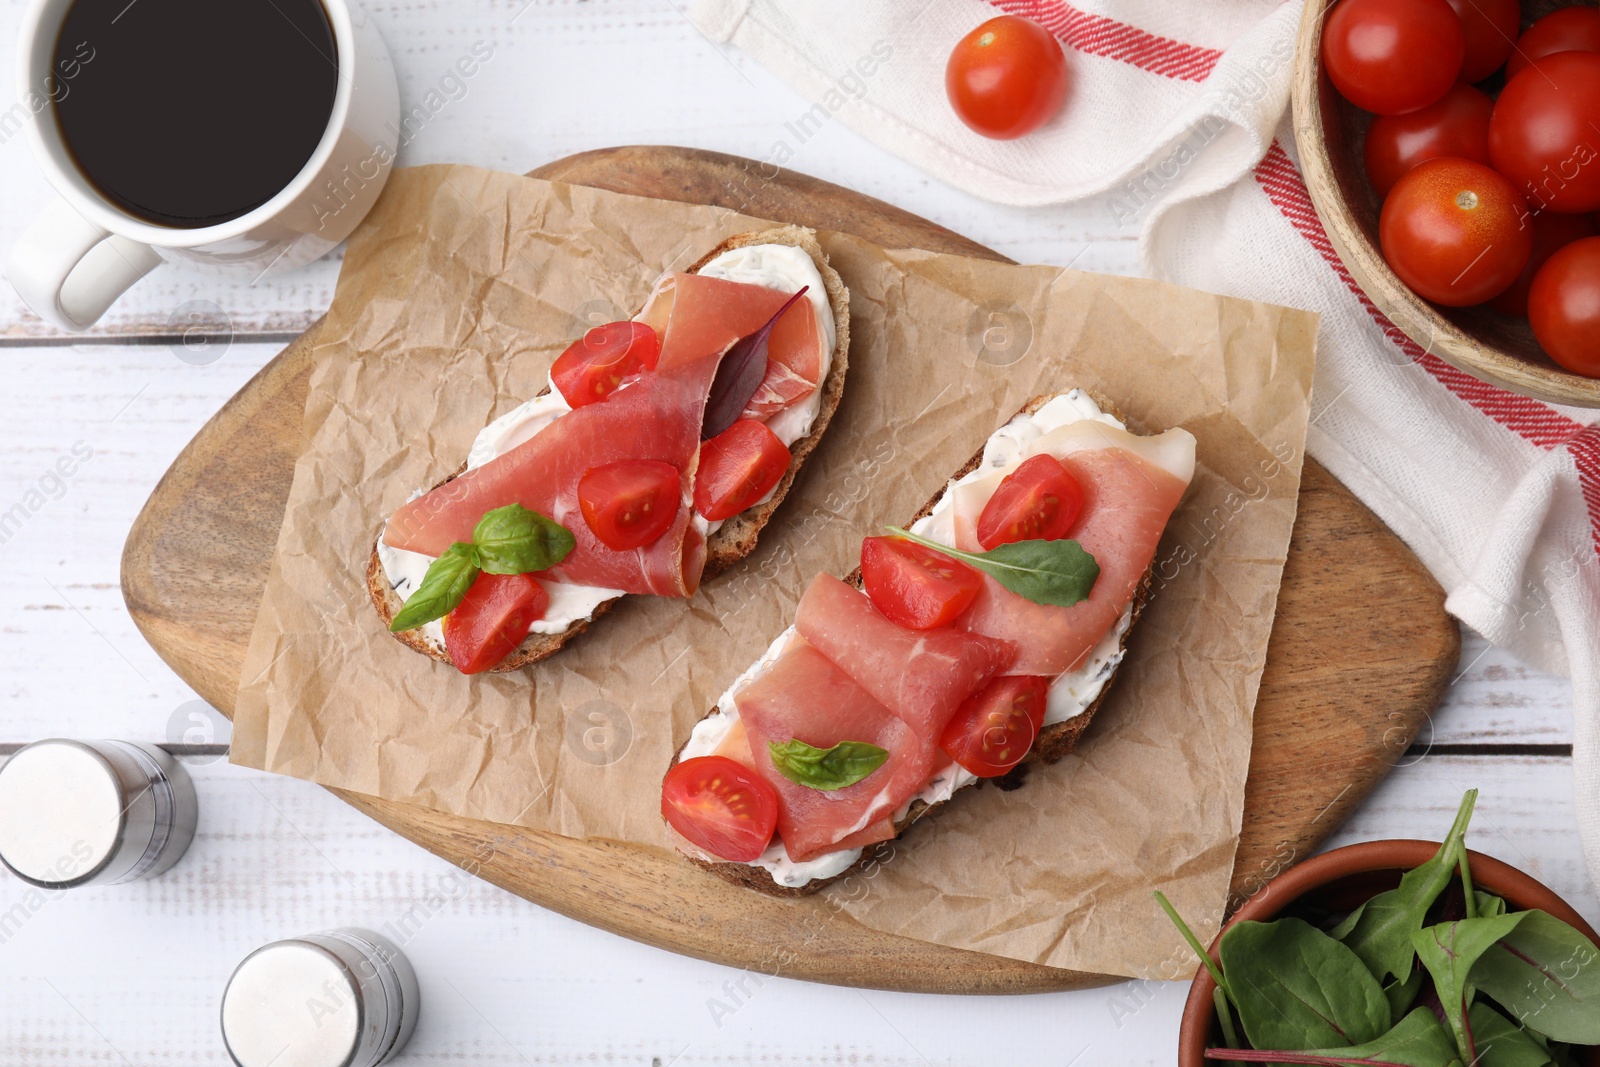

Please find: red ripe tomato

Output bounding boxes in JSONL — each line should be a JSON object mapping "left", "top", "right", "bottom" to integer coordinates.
{"left": 975, "top": 454, "right": 1084, "bottom": 550}
{"left": 577, "top": 459, "right": 681, "bottom": 550}
{"left": 1491, "top": 210, "right": 1597, "bottom": 316}
{"left": 550, "top": 320, "right": 659, "bottom": 407}
{"left": 661, "top": 755, "right": 779, "bottom": 862}
{"left": 1379, "top": 157, "right": 1533, "bottom": 306}
{"left": 945, "top": 15, "right": 1068, "bottom": 140}
{"left": 860, "top": 536, "right": 983, "bottom": 630}
{"left": 443, "top": 572, "right": 548, "bottom": 674}
{"left": 1322, "top": 0, "right": 1464, "bottom": 115}
{"left": 939, "top": 675, "right": 1051, "bottom": 778}
{"left": 694, "top": 419, "right": 791, "bottom": 522}
{"left": 1444, "top": 0, "right": 1520, "bottom": 83}
{"left": 1490, "top": 52, "right": 1600, "bottom": 215}
{"left": 1506, "top": 6, "right": 1600, "bottom": 81}
{"left": 1365, "top": 83, "right": 1493, "bottom": 198}
{"left": 1529, "top": 236, "right": 1600, "bottom": 377}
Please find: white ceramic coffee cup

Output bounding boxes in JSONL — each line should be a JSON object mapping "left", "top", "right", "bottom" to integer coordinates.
{"left": 7, "top": 0, "right": 401, "bottom": 332}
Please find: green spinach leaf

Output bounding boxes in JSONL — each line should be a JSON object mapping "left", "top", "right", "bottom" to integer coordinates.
{"left": 886, "top": 526, "right": 1098, "bottom": 607}
{"left": 767, "top": 739, "right": 888, "bottom": 791}
{"left": 1220, "top": 918, "right": 1392, "bottom": 1052}
{"left": 1384, "top": 967, "right": 1425, "bottom": 1019}
{"left": 389, "top": 542, "right": 481, "bottom": 632}
{"left": 1410, "top": 912, "right": 1529, "bottom": 1059}
{"left": 1468, "top": 1002, "right": 1556, "bottom": 1067}
{"left": 1469, "top": 909, "right": 1600, "bottom": 1045}
{"left": 1202, "top": 1007, "right": 1460, "bottom": 1066}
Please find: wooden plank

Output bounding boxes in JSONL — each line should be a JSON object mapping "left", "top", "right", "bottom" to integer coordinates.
{"left": 118, "top": 146, "right": 1460, "bottom": 992}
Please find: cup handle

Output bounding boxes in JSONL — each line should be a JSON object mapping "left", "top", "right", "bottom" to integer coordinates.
{"left": 6, "top": 195, "right": 164, "bottom": 332}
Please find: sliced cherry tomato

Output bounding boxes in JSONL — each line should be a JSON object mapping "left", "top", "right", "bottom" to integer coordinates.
{"left": 939, "top": 675, "right": 1051, "bottom": 778}
{"left": 694, "top": 419, "right": 791, "bottom": 522}
{"left": 577, "top": 460, "right": 681, "bottom": 550}
{"left": 1529, "top": 236, "right": 1600, "bottom": 378}
{"left": 1364, "top": 83, "right": 1493, "bottom": 199}
{"left": 1491, "top": 210, "right": 1597, "bottom": 317}
{"left": 443, "top": 572, "right": 548, "bottom": 674}
{"left": 860, "top": 536, "right": 983, "bottom": 630}
{"left": 661, "top": 755, "right": 779, "bottom": 862}
{"left": 975, "top": 453, "right": 1085, "bottom": 550}
{"left": 1506, "top": 6, "right": 1600, "bottom": 81}
{"left": 550, "top": 320, "right": 659, "bottom": 407}
{"left": 945, "top": 15, "right": 1069, "bottom": 140}
{"left": 1490, "top": 52, "right": 1600, "bottom": 215}
{"left": 1322, "top": 0, "right": 1463, "bottom": 116}
{"left": 1379, "top": 157, "right": 1532, "bottom": 306}
{"left": 1443, "top": 0, "right": 1519, "bottom": 83}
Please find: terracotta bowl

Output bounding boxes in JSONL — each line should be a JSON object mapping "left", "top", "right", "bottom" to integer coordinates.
{"left": 1290, "top": 0, "right": 1600, "bottom": 407}
{"left": 1177, "top": 840, "right": 1600, "bottom": 1066}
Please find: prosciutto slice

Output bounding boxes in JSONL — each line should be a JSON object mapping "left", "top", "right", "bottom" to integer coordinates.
{"left": 383, "top": 272, "right": 822, "bottom": 596}
{"left": 735, "top": 638, "right": 941, "bottom": 863}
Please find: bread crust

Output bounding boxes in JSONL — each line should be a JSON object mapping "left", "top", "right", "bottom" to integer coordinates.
{"left": 678, "top": 391, "right": 1160, "bottom": 897}
{"left": 368, "top": 225, "right": 850, "bottom": 671}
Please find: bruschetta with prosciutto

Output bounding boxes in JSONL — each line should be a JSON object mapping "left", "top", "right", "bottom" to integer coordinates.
{"left": 368, "top": 226, "right": 849, "bottom": 673}
{"left": 661, "top": 390, "right": 1196, "bottom": 895}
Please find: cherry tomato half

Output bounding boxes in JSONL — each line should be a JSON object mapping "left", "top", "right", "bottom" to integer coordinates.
{"left": 945, "top": 15, "right": 1068, "bottom": 140}
{"left": 661, "top": 755, "right": 779, "bottom": 863}
{"left": 1529, "top": 236, "right": 1600, "bottom": 378}
{"left": 550, "top": 320, "right": 660, "bottom": 407}
{"left": 976, "top": 453, "right": 1085, "bottom": 550}
{"left": 1364, "top": 83, "right": 1493, "bottom": 199}
{"left": 1491, "top": 210, "right": 1597, "bottom": 317}
{"left": 1444, "top": 0, "right": 1519, "bottom": 83}
{"left": 1379, "top": 157, "right": 1532, "bottom": 306}
{"left": 694, "top": 419, "right": 791, "bottom": 522}
{"left": 860, "top": 536, "right": 983, "bottom": 631}
{"left": 443, "top": 572, "right": 548, "bottom": 674}
{"left": 939, "top": 674, "right": 1051, "bottom": 778}
{"left": 1322, "top": 0, "right": 1463, "bottom": 116}
{"left": 577, "top": 459, "right": 681, "bottom": 551}
{"left": 1506, "top": 6, "right": 1600, "bottom": 81}
{"left": 1489, "top": 52, "right": 1600, "bottom": 215}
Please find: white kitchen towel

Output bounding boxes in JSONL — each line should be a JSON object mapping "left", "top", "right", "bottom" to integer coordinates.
{"left": 691, "top": 0, "right": 1600, "bottom": 902}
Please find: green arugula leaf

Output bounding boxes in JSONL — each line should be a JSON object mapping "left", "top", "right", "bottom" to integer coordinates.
{"left": 1410, "top": 912, "right": 1529, "bottom": 1059}
{"left": 767, "top": 739, "right": 888, "bottom": 791}
{"left": 389, "top": 542, "right": 481, "bottom": 632}
{"left": 886, "top": 526, "right": 1098, "bottom": 607}
{"left": 1333, "top": 790, "right": 1479, "bottom": 986}
{"left": 1468, "top": 1002, "right": 1557, "bottom": 1067}
{"left": 1220, "top": 918, "right": 1392, "bottom": 1052}
{"left": 1469, "top": 909, "right": 1600, "bottom": 1045}
{"left": 472, "top": 503, "right": 575, "bottom": 575}
{"left": 1201, "top": 1007, "right": 1460, "bottom": 1066}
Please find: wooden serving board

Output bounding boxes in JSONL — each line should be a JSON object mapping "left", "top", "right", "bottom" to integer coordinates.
{"left": 122, "top": 146, "right": 1460, "bottom": 994}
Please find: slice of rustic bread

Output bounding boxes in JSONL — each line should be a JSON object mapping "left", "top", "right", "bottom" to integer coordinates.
{"left": 678, "top": 392, "right": 1158, "bottom": 897}
{"left": 367, "top": 225, "right": 850, "bottom": 671}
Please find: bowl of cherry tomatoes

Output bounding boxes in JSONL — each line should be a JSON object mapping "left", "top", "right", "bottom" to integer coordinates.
{"left": 1292, "top": 0, "right": 1600, "bottom": 405}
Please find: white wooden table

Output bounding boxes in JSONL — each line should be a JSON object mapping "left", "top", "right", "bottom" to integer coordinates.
{"left": 0, "top": 3, "right": 1593, "bottom": 1063}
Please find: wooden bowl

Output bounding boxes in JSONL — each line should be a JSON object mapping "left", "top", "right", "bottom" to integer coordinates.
{"left": 1176, "top": 840, "right": 1600, "bottom": 1066}
{"left": 1290, "top": 0, "right": 1600, "bottom": 407}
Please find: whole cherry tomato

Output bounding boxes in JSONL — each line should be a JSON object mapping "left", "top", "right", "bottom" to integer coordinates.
{"left": 860, "top": 536, "right": 983, "bottom": 631}
{"left": 1529, "top": 236, "right": 1600, "bottom": 377}
{"left": 945, "top": 15, "right": 1068, "bottom": 140}
{"left": 1365, "top": 83, "right": 1493, "bottom": 198}
{"left": 1322, "top": 0, "right": 1464, "bottom": 115}
{"left": 1506, "top": 6, "right": 1600, "bottom": 81}
{"left": 661, "top": 756, "right": 779, "bottom": 862}
{"left": 1491, "top": 210, "right": 1597, "bottom": 317}
{"left": 1444, "top": 0, "right": 1520, "bottom": 83}
{"left": 1379, "top": 157, "right": 1532, "bottom": 306}
{"left": 1490, "top": 52, "right": 1600, "bottom": 215}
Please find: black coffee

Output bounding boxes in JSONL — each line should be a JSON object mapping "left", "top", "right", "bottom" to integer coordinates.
{"left": 53, "top": 0, "right": 339, "bottom": 229}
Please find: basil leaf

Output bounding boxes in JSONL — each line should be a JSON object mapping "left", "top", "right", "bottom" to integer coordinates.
{"left": 1203, "top": 1007, "right": 1460, "bottom": 1067}
{"left": 886, "top": 526, "right": 1099, "bottom": 607}
{"left": 389, "top": 543, "right": 480, "bottom": 632}
{"left": 1333, "top": 789, "right": 1479, "bottom": 986}
{"left": 1410, "top": 912, "right": 1529, "bottom": 1059}
{"left": 1220, "top": 918, "right": 1392, "bottom": 1052}
{"left": 767, "top": 738, "right": 888, "bottom": 791}
{"left": 472, "top": 503, "right": 575, "bottom": 575}
{"left": 1468, "top": 1002, "right": 1557, "bottom": 1067}
{"left": 1469, "top": 909, "right": 1600, "bottom": 1045}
